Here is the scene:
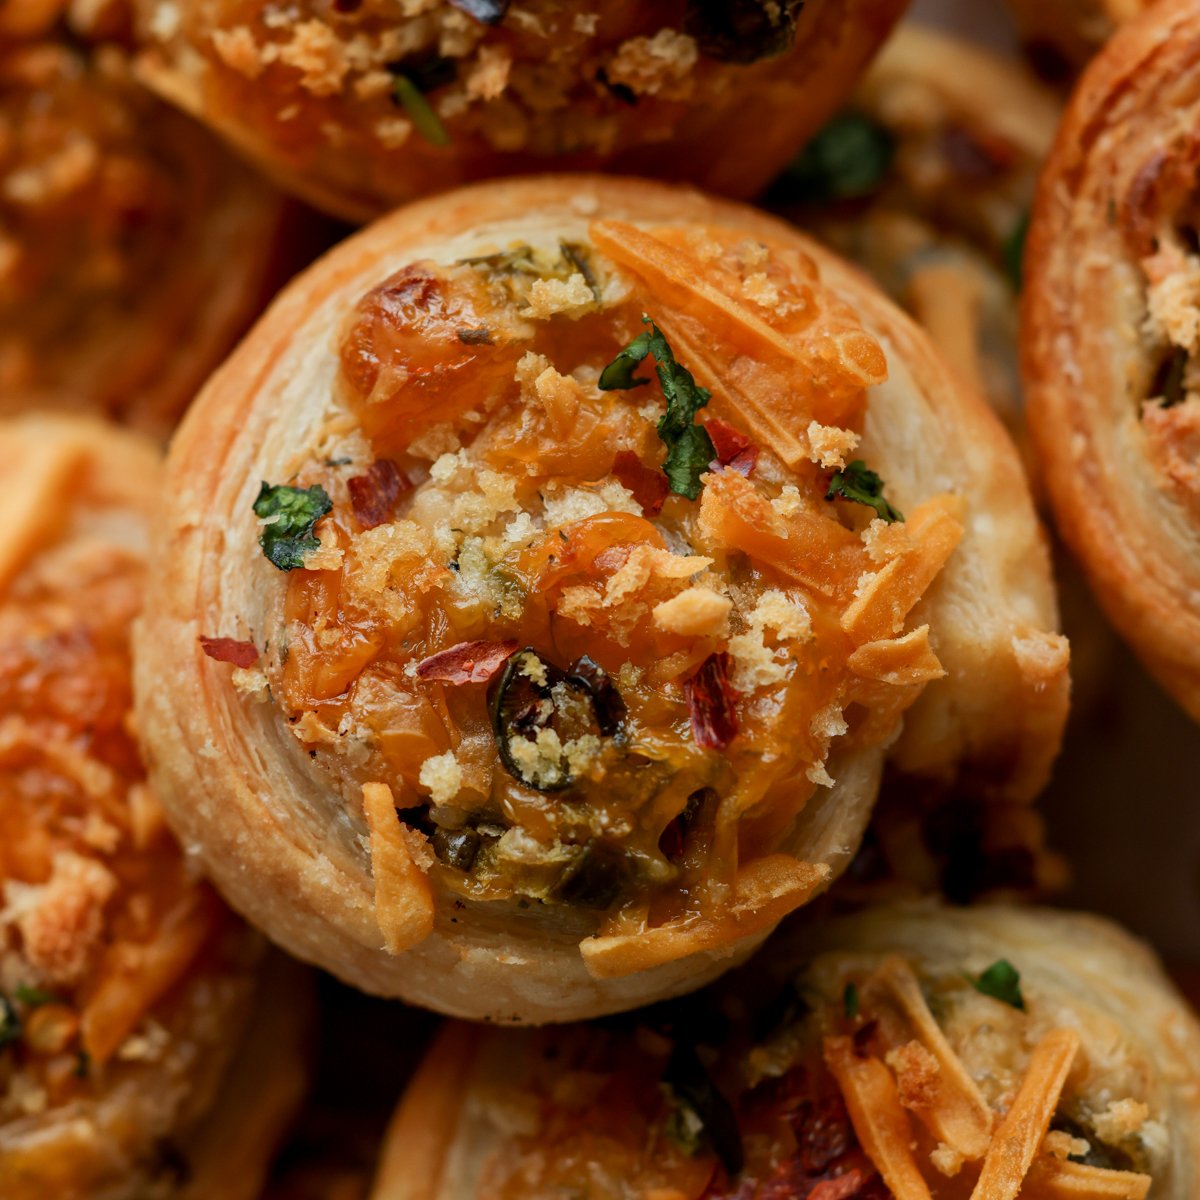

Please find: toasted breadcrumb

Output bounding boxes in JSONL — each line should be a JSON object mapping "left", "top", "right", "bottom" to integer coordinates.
{"left": 1092, "top": 1098, "right": 1151, "bottom": 1143}
{"left": 605, "top": 29, "right": 698, "bottom": 99}
{"left": 277, "top": 19, "right": 350, "bottom": 97}
{"left": 521, "top": 273, "right": 596, "bottom": 320}
{"left": 930, "top": 1143, "right": 964, "bottom": 1176}
{"left": 886, "top": 1040, "right": 941, "bottom": 1111}
{"left": 211, "top": 25, "right": 269, "bottom": 78}
{"left": 1042, "top": 1130, "right": 1090, "bottom": 1160}
{"left": 652, "top": 586, "right": 732, "bottom": 637}
{"left": 418, "top": 750, "right": 463, "bottom": 804}
{"left": 807, "top": 420, "right": 860, "bottom": 469}
{"left": 16, "top": 852, "right": 118, "bottom": 986}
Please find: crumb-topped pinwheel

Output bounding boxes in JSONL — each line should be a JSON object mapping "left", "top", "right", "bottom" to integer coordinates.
{"left": 372, "top": 903, "right": 1198, "bottom": 1200}
{"left": 1023, "top": 0, "right": 1200, "bottom": 721}
{"left": 129, "top": 0, "right": 907, "bottom": 222}
{"left": 0, "top": 11, "right": 298, "bottom": 436}
{"left": 135, "top": 177, "right": 1067, "bottom": 1021}
{"left": 774, "top": 23, "right": 1060, "bottom": 440}
{"left": 0, "top": 414, "right": 309, "bottom": 1199}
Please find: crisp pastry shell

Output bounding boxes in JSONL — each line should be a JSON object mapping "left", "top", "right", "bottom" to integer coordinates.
{"left": 1023, "top": 0, "right": 1200, "bottom": 720}
{"left": 0, "top": 413, "right": 311, "bottom": 1199}
{"left": 134, "top": 175, "right": 1066, "bottom": 1022}
{"left": 370, "top": 902, "right": 1200, "bottom": 1200}
{"left": 132, "top": 0, "right": 907, "bottom": 224}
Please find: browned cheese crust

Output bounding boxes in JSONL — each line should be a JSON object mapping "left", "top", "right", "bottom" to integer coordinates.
{"left": 130, "top": 0, "right": 908, "bottom": 222}
{"left": 370, "top": 903, "right": 1200, "bottom": 1200}
{"left": 133, "top": 176, "right": 1065, "bottom": 1024}
{"left": 0, "top": 413, "right": 309, "bottom": 1199}
{"left": 1023, "top": 0, "right": 1200, "bottom": 720}
{"left": 0, "top": 14, "right": 300, "bottom": 436}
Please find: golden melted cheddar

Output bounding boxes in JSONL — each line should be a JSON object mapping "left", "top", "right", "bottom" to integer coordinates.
{"left": 265, "top": 223, "right": 963, "bottom": 949}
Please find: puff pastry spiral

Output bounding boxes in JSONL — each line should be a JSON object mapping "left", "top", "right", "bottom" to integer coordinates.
{"left": 0, "top": 414, "right": 309, "bottom": 1199}
{"left": 135, "top": 176, "right": 1067, "bottom": 1023}
{"left": 0, "top": 17, "right": 299, "bottom": 436}
{"left": 373, "top": 902, "right": 1198, "bottom": 1200}
{"left": 130, "top": 0, "right": 908, "bottom": 222}
{"left": 1024, "top": 0, "right": 1200, "bottom": 720}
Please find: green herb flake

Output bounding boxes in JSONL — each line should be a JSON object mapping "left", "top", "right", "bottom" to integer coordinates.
{"left": 0, "top": 996, "right": 21, "bottom": 1049}
{"left": 253, "top": 482, "right": 333, "bottom": 572}
{"left": 74, "top": 1049, "right": 91, "bottom": 1079}
{"left": 775, "top": 111, "right": 895, "bottom": 204}
{"left": 1003, "top": 211, "right": 1030, "bottom": 292}
{"left": 825, "top": 460, "right": 904, "bottom": 523}
{"left": 973, "top": 959, "right": 1025, "bottom": 1010}
{"left": 14, "top": 984, "right": 57, "bottom": 1008}
{"left": 660, "top": 1043, "right": 744, "bottom": 1175}
{"left": 392, "top": 74, "right": 451, "bottom": 147}
{"left": 599, "top": 317, "right": 715, "bottom": 501}
{"left": 843, "top": 981, "right": 859, "bottom": 1020}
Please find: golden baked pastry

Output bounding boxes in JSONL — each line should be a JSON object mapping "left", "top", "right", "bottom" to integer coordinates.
{"left": 371, "top": 902, "right": 1197, "bottom": 1200}
{"left": 0, "top": 413, "right": 309, "bottom": 1198}
{"left": 134, "top": 175, "right": 1067, "bottom": 1023}
{"left": 0, "top": 21, "right": 300, "bottom": 436}
{"left": 774, "top": 24, "right": 1060, "bottom": 437}
{"left": 1005, "top": 0, "right": 1150, "bottom": 75}
{"left": 1023, "top": 0, "right": 1200, "bottom": 721}
{"left": 130, "top": 0, "right": 908, "bottom": 223}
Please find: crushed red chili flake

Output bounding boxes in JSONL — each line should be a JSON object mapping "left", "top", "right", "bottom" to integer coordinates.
{"left": 611, "top": 449, "right": 670, "bottom": 516}
{"left": 685, "top": 652, "right": 739, "bottom": 750}
{"left": 198, "top": 636, "right": 259, "bottom": 668}
{"left": 705, "top": 417, "right": 752, "bottom": 461}
{"left": 348, "top": 458, "right": 409, "bottom": 530}
{"left": 939, "top": 125, "right": 1018, "bottom": 182}
{"left": 416, "top": 639, "right": 519, "bottom": 685}
{"left": 807, "top": 1168, "right": 878, "bottom": 1200}
{"left": 705, "top": 418, "right": 759, "bottom": 477}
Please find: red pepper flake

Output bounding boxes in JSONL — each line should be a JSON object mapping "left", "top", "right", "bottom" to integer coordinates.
{"left": 199, "top": 637, "right": 259, "bottom": 668}
{"left": 705, "top": 418, "right": 759, "bottom": 477}
{"left": 685, "top": 652, "right": 739, "bottom": 750}
{"left": 807, "top": 1169, "right": 874, "bottom": 1200}
{"left": 416, "top": 639, "right": 519, "bottom": 685}
{"left": 348, "top": 458, "right": 409, "bottom": 530}
{"left": 611, "top": 450, "right": 669, "bottom": 516}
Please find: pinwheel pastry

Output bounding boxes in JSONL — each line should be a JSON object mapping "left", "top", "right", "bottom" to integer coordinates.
{"left": 129, "top": 0, "right": 908, "bottom": 223}
{"left": 773, "top": 24, "right": 1059, "bottom": 438}
{"left": 1004, "top": 0, "right": 1149, "bottom": 76}
{"left": 134, "top": 175, "right": 1067, "bottom": 1023}
{"left": 371, "top": 902, "right": 1199, "bottom": 1200}
{"left": 0, "top": 414, "right": 309, "bottom": 1198}
{"left": 0, "top": 18, "right": 299, "bottom": 437}
{"left": 1023, "top": 0, "right": 1200, "bottom": 721}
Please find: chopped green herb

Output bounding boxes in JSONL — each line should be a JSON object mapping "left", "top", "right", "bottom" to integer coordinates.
{"left": 773, "top": 111, "right": 895, "bottom": 204}
{"left": 843, "top": 981, "right": 859, "bottom": 1020}
{"left": 661, "top": 1042, "right": 744, "bottom": 1174}
{"left": 825, "top": 460, "right": 904, "bottom": 523}
{"left": 75, "top": 1049, "right": 91, "bottom": 1079}
{"left": 0, "top": 996, "right": 21, "bottom": 1049}
{"left": 973, "top": 959, "right": 1025, "bottom": 1010}
{"left": 14, "top": 984, "right": 57, "bottom": 1008}
{"left": 559, "top": 240, "right": 602, "bottom": 301}
{"left": 253, "top": 482, "right": 333, "bottom": 571}
{"left": 391, "top": 74, "right": 450, "bottom": 147}
{"left": 1003, "top": 211, "right": 1030, "bottom": 291}
{"left": 599, "top": 317, "right": 715, "bottom": 501}
{"left": 460, "top": 245, "right": 541, "bottom": 275}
